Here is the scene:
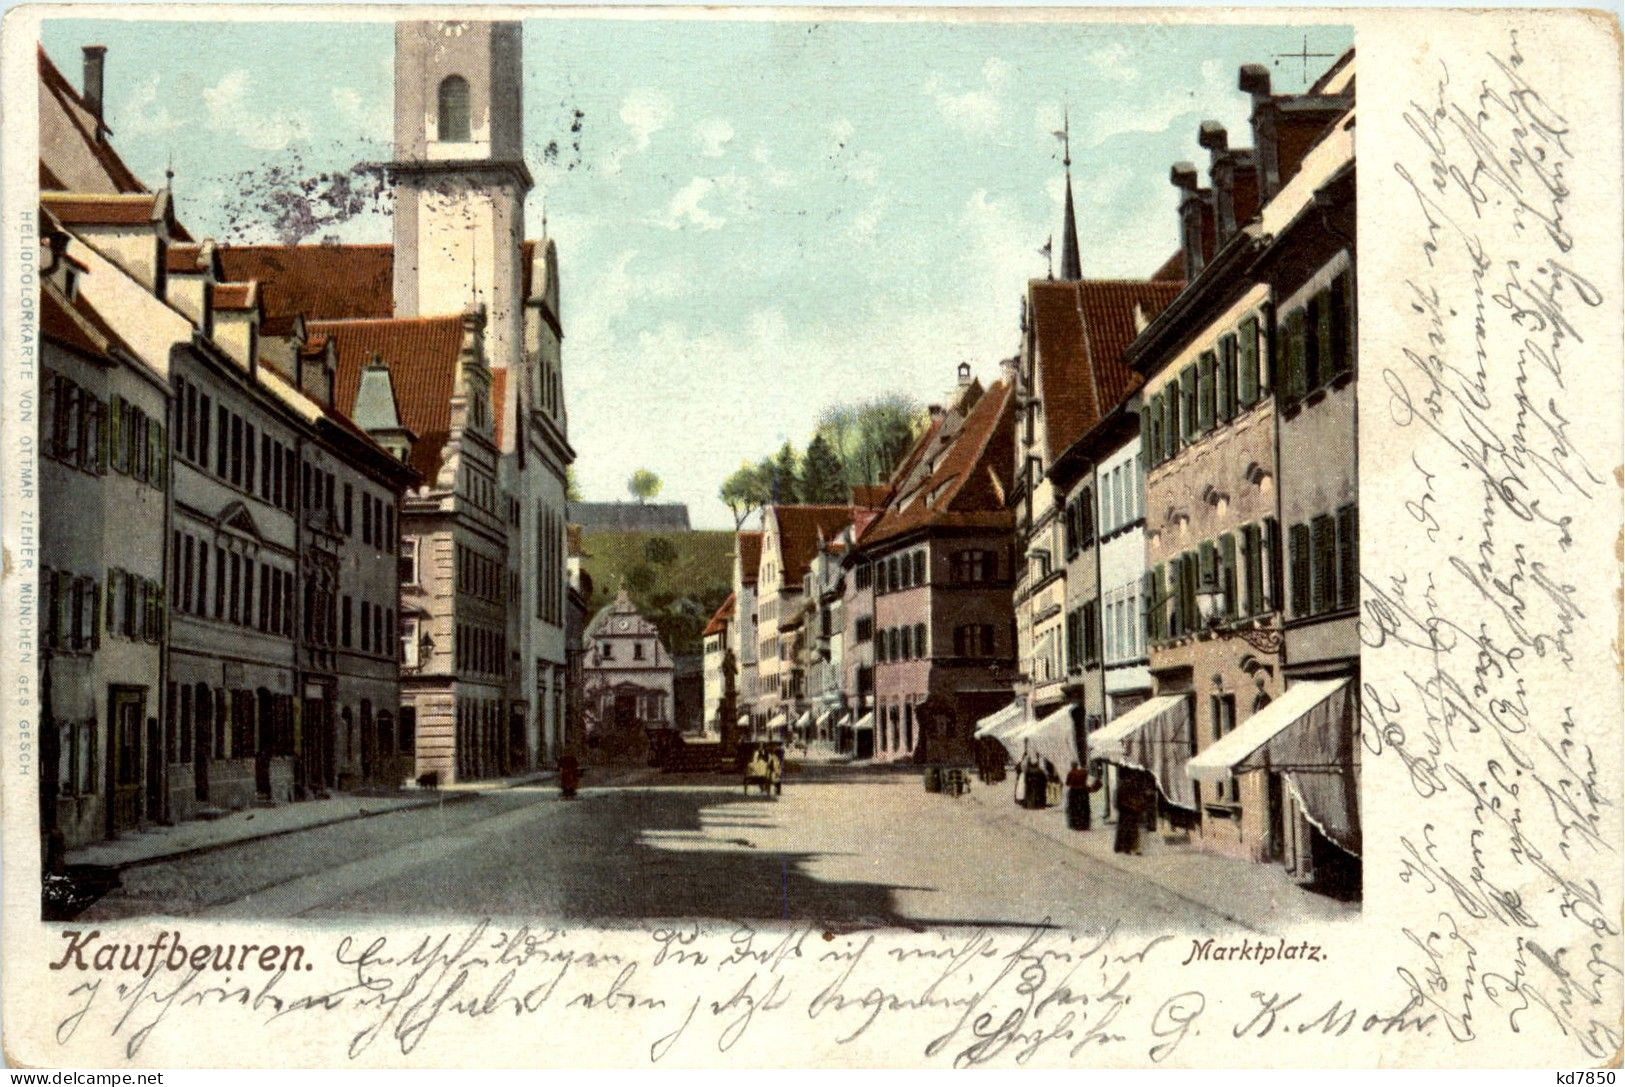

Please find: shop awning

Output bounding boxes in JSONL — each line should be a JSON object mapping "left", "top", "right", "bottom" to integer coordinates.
{"left": 832, "top": 712, "right": 852, "bottom": 731}
{"left": 973, "top": 700, "right": 1025, "bottom": 739}
{"left": 793, "top": 711, "right": 812, "bottom": 733}
{"left": 816, "top": 709, "right": 837, "bottom": 729}
{"left": 1091, "top": 694, "right": 1195, "bottom": 810}
{"left": 736, "top": 714, "right": 750, "bottom": 727}
{"left": 1008, "top": 704, "right": 1077, "bottom": 771}
{"left": 853, "top": 712, "right": 874, "bottom": 733}
{"left": 766, "top": 711, "right": 788, "bottom": 734}
{"left": 1186, "top": 679, "right": 1360, "bottom": 856}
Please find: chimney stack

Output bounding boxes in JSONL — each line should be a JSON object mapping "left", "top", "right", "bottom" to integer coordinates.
{"left": 1170, "top": 162, "right": 1206, "bottom": 281}
{"left": 1239, "top": 63, "right": 1281, "bottom": 201}
{"left": 82, "top": 46, "right": 107, "bottom": 132}
{"left": 1199, "top": 121, "right": 1237, "bottom": 243}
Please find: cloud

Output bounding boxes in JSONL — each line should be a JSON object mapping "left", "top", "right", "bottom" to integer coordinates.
{"left": 116, "top": 73, "right": 184, "bottom": 139}
{"left": 751, "top": 143, "right": 796, "bottom": 188}
{"left": 925, "top": 57, "right": 1009, "bottom": 136}
{"left": 1074, "top": 58, "right": 1243, "bottom": 148}
{"left": 331, "top": 85, "right": 390, "bottom": 141}
{"left": 203, "top": 70, "right": 308, "bottom": 151}
{"left": 694, "top": 117, "right": 735, "bottom": 158}
{"left": 657, "top": 176, "right": 754, "bottom": 231}
{"left": 1085, "top": 42, "right": 1140, "bottom": 82}
{"left": 620, "top": 88, "right": 673, "bottom": 151}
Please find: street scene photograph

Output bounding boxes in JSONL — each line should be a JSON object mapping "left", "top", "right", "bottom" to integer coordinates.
{"left": 33, "top": 14, "right": 1361, "bottom": 931}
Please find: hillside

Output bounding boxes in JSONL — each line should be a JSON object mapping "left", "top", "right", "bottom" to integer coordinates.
{"left": 577, "top": 529, "right": 735, "bottom": 657}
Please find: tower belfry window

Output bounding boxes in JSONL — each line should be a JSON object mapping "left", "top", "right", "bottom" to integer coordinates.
{"left": 438, "top": 75, "right": 471, "bottom": 142}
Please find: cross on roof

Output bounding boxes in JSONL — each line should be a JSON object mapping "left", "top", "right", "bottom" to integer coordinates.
{"left": 1273, "top": 33, "right": 1337, "bottom": 85}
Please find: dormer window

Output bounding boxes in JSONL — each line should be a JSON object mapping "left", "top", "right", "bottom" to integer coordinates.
{"left": 438, "top": 75, "right": 471, "bottom": 141}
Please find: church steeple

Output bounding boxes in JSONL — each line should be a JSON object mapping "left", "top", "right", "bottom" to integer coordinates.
{"left": 1059, "top": 107, "right": 1082, "bottom": 281}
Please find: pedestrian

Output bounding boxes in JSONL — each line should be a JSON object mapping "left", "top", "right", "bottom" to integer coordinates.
{"left": 1065, "top": 760, "right": 1099, "bottom": 831}
{"left": 1025, "top": 758, "right": 1048, "bottom": 810}
{"left": 1013, "top": 756, "right": 1028, "bottom": 806}
{"left": 745, "top": 746, "right": 769, "bottom": 795}
{"left": 769, "top": 749, "right": 783, "bottom": 797}
{"left": 1114, "top": 771, "right": 1149, "bottom": 854}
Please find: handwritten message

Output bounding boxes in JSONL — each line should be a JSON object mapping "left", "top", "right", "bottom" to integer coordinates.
{"left": 45, "top": 919, "right": 1439, "bottom": 1066}
{"left": 1371, "top": 26, "right": 1620, "bottom": 1061}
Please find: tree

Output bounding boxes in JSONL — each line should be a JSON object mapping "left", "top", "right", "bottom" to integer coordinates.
{"left": 565, "top": 466, "right": 583, "bottom": 502}
{"left": 719, "top": 461, "right": 773, "bottom": 530}
{"left": 643, "top": 536, "right": 679, "bottom": 566}
{"left": 800, "top": 434, "right": 847, "bottom": 503}
{"left": 627, "top": 469, "right": 662, "bottom": 504}
{"left": 815, "top": 394, "right": 924, "bottom": 486}
{"left": 769, "top": 443, "right": 800, "bottom": 505}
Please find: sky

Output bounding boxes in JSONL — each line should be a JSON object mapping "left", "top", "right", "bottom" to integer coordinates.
{"left": 42, "top": 16, "right": 1351, "bottom": 529}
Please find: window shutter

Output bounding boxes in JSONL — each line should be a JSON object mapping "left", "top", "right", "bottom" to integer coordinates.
{"left": 1331, "top": 271, "right": 1353, "bottom": 375}
{"left": 1337, "top": 504, "right": 1359, "bottom": 609}
{"left": 1264, "top": 517, "right": 1282, "bottom": 613}
{"left": 1163, "top": 387, "right": 1178, "bottom": 455}
{"left": 1312, "top": 513, "right": 1336, "bottom": 616}
{"left": 1218, "top": 336, "right": 1237, "bottom": 423}
{"left": 1289, "top": 523, "right": 1311, "bottom": 618}
{"left": 1316, "top": 288, "right": 1335, "bottom": 386}
{"left": 1198, "top": 350, "right": 1217, "bottom": 432}
{"left": 1064, "top": 499, "right": 1077, "bottom": 558}
{"left": 1146, "top": 394, "right": 1161, "bottom": 464}
{"left": 90, "top": 579, "right": 102, "bottom": 650}
{"left": 1238, "top": 317, "right": 1260, "bottom": 408}
{"left": 1181, "top": 365, "right": 1199, "bottom": 441}
{"left": 1220, "top": 533, "right": 1237, "bottom": 617}
{"left": 1284, "top": 310, "right": 1307, "bottom": 402}
{"left": 109, "top": 395, "right": 124, "bottom": 473}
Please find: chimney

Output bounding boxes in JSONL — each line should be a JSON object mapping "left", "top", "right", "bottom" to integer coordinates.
{"left": 82, "top": 46, "right": 107, "bottom": 132}
{"left": 1199, "top": 121, "right": 1236, "bottom": 243}
{"left": 1170, "top": 162, "right": 1205, "bottom": 281}
{"left": 1239, "top": 64, "right": 1281, "bottom": 201}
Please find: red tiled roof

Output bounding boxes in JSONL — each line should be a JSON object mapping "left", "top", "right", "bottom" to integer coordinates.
{"left": 703, "top": 592, "right": 736, "bottom": 637}
{"left": 212, "top": 282, "right": 258, "bottom": 312}
{"left": 861, "top": 379, "right": 1016, "bottom": 549}
{"left": 312, "top": 315, "right": 465, "bottom": 483}
{"left": 850, "top": 483, "right": 890, "bottom": 509}
{"left": 770, "top": 504, "right": 856, "bottom": 588}
{"left": 37, "top": 46, "right": 147, "bottom": 196}
{"left": 40, "top": 192, "right": 160, "bottom": 226}
{"left": 167, "top": 244, "right": 206, "bottom": 273}
{"left": 737, "top": 531, "right": 763, "bottom": 587}
{"left": 216, "top": 244, "right": 395, "bottom": 334}
{"left": 1030, "top": 279, "right": 1183, "bottom": 458}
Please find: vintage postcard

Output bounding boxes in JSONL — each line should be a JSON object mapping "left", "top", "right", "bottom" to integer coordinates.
{"left": 0, "top": 2, "right": 1619, "bottom": 1069}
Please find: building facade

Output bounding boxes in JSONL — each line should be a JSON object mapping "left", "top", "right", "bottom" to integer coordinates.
{"left": 1114, "top": 55, "right": 1356, "bottom": 875}
{"left": 582, "top": 591, "right": 674, "bottom": 760}
{"left": 858, "top": 375, "right": 1019, "bottom": 764}
{"left": 701, "top": 592, "right": 734, "bottom": 737}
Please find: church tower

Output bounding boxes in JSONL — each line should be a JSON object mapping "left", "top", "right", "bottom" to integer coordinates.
{"left": 390, "top": 21, "right": 530, "bottom": 373}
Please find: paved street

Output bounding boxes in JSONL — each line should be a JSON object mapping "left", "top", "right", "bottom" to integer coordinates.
{"left": 81, "top": 762, "right": 1350, "bottom": 932}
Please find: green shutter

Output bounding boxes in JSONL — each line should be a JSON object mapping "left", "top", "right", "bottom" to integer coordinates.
{"left": 1198, "top": 351, "right": 1216, "bottom": 432}
{"left": 1238, "top": 317, "right": 1260, "bottom": 407}
{"left": 1316, "top": 289, "right": 1336, "bottom": 387}
{"left": 1217, "top": 336, "right": 1236, "bottom": 423}
{"left": 1284, "top": 310, "right": 1307, "bottom": 402}
{"left": 1264, "top": 518, "right": 1281, "bottom": 613}
{"left": 1336, "top": 504, "right": 1359, "bottom": 609}
{"left": 109, "top": 395, "right": 124, "bottom": 473}
{"left": 1289, "top": 523, "right": 1311, "bottom": 618}
{"left": 1219, "top": 533, "right": 1237, "bottom": 617}
{"left": 1181, "top": 365, "right": 1198, "bottom": 440}
{"left": 1331, "top": 272, "right": 1353, "bottom": 375}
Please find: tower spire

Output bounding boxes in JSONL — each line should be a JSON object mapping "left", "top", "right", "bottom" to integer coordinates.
{"left": 1059, "top": 106, "right": 1082, "bottom": 281}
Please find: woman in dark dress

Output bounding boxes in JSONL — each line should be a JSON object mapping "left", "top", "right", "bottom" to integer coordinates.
{"left": 1065, "top": 761, "right": 1099, "bottom": 830}
{"left": 1114, "top": 771, "right": 1148, "bottom": 853}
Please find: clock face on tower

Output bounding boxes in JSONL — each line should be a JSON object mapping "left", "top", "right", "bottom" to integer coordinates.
{"left": 617, "top": 619, "right": 630, "bottom": 632}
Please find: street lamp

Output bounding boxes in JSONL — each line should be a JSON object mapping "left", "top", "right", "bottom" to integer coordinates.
{"left": 1194, "top": 576, "right": 1282, "bottom": 654}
